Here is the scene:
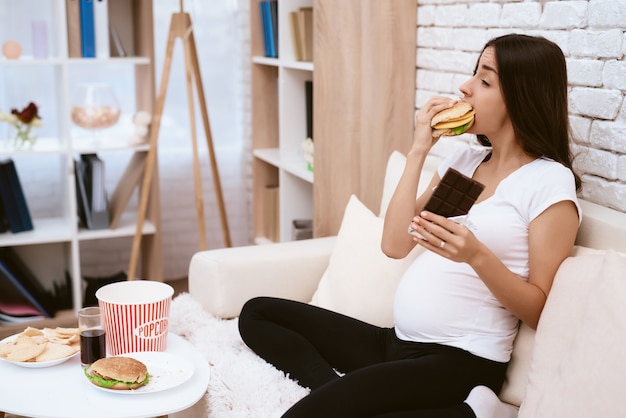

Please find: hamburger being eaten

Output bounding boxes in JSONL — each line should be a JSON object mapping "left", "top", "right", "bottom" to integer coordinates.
{"left": 431, "top": 101, "right": 475, "bottom": 138}
{"left": 84, "top": 356, "right": 149, "bottom": 390}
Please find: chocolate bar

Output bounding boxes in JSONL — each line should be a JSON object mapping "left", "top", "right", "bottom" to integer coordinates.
{"left": 423, "top": 168, "right": 485, "bottom": 217}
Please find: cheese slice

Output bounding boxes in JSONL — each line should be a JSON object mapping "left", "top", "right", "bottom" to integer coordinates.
{"left": 433, "top": 111, "right": 475, "bottom": 129}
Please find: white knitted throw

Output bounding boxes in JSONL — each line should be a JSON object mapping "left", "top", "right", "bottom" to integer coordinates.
{"left": 168, "top": 293, "right": 309, "bottom": 418}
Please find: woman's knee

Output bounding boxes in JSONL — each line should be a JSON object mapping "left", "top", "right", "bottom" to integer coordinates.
{"left": 238, "top": 296, "right": 274, "bottom": 338}
{"left": 240, "top": 296, "right": 272, "bottom": 319}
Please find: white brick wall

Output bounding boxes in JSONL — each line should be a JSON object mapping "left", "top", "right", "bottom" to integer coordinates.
{"left": 417, "top": 0, "right": 626, "bottom": 212}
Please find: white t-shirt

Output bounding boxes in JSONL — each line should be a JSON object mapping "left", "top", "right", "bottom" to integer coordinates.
{"left": 393, "top": 147, "right": 581, "bottom": 362}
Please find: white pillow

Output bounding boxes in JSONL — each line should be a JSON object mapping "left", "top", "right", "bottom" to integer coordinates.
{"left": 498, "top": 245, "right": 601, "bottom": 407}
{"left": 498, "top": 323, "right": 535, "bottom": 406}
{"left": 378, "top": 151, "right": 441, "bottom": 218}
{"left": 519, "top": 250, "right": 626, "bottom": 417}
{"left": 310, "top": 195, "right": 424, "bottom": 327}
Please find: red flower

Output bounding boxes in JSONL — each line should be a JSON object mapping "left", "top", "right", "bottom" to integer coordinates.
{"left": 11, "top": 102, "right": 41, "bottom": 124}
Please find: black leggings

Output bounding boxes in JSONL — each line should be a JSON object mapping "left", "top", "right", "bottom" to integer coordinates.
{"left": 238, "top": 297, "right": 508, "bottom": 418}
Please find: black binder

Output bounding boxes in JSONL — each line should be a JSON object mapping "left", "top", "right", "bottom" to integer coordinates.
{"left": 74, "top": 158, "right": 93, "bottom": 229}
{"left": 76, "top": 154, "right": 109, "bottom": 229}
{"left": 0, "top": 159, "right": 34, "bottom": 233}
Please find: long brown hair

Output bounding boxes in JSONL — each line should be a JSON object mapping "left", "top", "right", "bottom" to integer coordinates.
{"left": 479, "top": 34, "right": 581, "bottom": 190}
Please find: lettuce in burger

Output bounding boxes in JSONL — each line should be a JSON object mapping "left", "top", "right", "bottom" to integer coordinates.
{"left": 84, "top": 356, "right": 149, "bottom": 390}
{"left": 431, "top": 101, "right": 475, "bottom": 138}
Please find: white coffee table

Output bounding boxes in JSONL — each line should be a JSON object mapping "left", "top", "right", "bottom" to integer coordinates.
{"left": 0, "top": 333, "right": 210, "bottom": 418}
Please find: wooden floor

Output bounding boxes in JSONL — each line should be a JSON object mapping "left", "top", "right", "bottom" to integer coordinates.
{"left": 167, "top": 277, "right": 189, "bottom": 296}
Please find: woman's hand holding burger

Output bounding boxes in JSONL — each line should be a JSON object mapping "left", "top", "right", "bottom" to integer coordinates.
{"left": 411, "top": 97, "right": 457, "bottom": 155}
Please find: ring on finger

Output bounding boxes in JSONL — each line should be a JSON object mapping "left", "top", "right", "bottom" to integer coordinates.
{"left": 439, "top": 241, "right": 446, "bottom": 250}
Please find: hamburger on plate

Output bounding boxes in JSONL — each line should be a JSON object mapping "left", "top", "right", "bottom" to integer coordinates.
{"left": 431, "top": 101, "right": 475, "bottom": 138}
{"left": 84, "top": 356, "right": 149, "bottom": 390}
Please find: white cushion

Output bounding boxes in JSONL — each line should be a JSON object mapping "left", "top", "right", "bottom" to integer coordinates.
{"left": 498, "top": 245, "right": 602, "bottom": 406}
{"left": 310, "top": 195, "right": 424, "bottom": 327}
{"left": 498, "top": 323, "right": 534, "bottom": 406}
{"left": 379, "top": 151, "right": 410, "bottom": 217}
{"left": 519, "top": 250, "right": 626, "bottom": 417}
{"left": 378, "top": 151, "right": 441, "bottom": 218}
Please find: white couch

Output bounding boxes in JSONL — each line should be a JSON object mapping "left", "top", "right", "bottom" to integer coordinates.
{"left": 188, "top": 151, "right": 626, "bottom": 417}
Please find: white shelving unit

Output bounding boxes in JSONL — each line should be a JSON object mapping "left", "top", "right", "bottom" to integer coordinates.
{"left": 0, "top": 0, "right": 159, "bottom": 335}
{"left": 251, "top": 0, "right": 314, "bottom": 243}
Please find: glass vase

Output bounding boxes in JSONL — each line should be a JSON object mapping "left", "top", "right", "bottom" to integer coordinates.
{"left": 71, "top": 83, "right": 121, "bottom": 145}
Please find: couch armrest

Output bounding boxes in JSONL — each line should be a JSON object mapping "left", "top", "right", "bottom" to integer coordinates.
{"left": 188, "top": 236, "right": 337, "bottom": 318}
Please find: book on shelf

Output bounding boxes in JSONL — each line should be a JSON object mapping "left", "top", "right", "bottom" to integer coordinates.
{"left": 0, "top": 159, "right": 34, "bottom": 234}
{"left": 107, "top": 0, "right": 134, "bottom": 57}
{"left": 305, "top": 80, "right": 313, "bottom": 140}
{"left": 289, "top": 11, "right": 303, "bottom": 61}
{"left": 270, "top": 1, "right": 278, "bottom": 57}
{"left": 109, "top": 23, "right": 127, "bottom": 57}
{"left": 288, "top": 7, "right": 313, "bottom": 61}
{"left": 0, "top": 191, "right": 8, "bottom": 233}
{"left": 298, "top": 7, "right": 313, "bottom": 61}
{"left": 74, "top": 158, "right": 93, "bottom": 230}
{"left": 108, "top": 151, "right": 147, "bottom": 229}
{"left": 264, "top": 185, "right": 279, "bottom": 242}
{"left": 94, "top": 0, "right": 110, "bottom": 58}
{"left": 79, "top": 0, "right": 96, "bottom": 58}
{"left": 0, "top": 247, "right": 56, "bottom": 319}
{"left": 66, "top": 0, "right": 83, "bottom": 58}
{"left": 259, "top": 2, "right": 270, "bottom": 57}
{"left": 75, "top": 154, "right": 109, "bottom": 230}
{"left": 260, "top": 1, "right": 278, "bottom": 58}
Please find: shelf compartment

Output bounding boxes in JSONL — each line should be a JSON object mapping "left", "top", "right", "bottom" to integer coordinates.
{"left": 278, "top": 171, "right": 313, "bottom": 242}
{"left": 252, "top": 56, "right": 279, "bottom": 67}
{"left": 0, "top": 137, "right": 69, "bottom": 156}
{"left": 71, "top": 141, "right": 150, "bottom": 154}
{"left": 0, "top": 0, "right": 161, "bottom": 334}
{"left": 254, "top": 147, "right": 313, "bottom": 183}
{"left": 0, "top": 217, "right": 74, "bottom": 246}
{"left": 77, "top": 214, "right": 155, "bottom": 241}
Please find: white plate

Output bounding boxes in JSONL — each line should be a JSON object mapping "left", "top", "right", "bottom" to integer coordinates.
{"left": 0, "top": 333, "right": 80, "bottom": 368}
{"left": 86, "top": 351, "right": 194, "bottom": 394}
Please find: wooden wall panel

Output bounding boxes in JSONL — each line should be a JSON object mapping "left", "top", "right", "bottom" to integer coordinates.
{"left": 313, "top": 0, "right": 362, "bottom": 238}
{"left": 313, "top": 0, "right": 416, "bottom": 237}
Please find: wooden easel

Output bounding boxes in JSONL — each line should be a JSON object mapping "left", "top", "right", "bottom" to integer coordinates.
{"left": 127, "top": 1, "right": 232, "bottom": 281}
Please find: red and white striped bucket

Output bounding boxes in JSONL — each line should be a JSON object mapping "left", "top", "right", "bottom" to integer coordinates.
{"left": 96, "top": 281, "right": 174, "bottom": 356}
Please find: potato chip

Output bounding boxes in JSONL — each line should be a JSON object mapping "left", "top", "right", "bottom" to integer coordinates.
{"left": 22, "top": 327, "right": 44, "bottom": 337}
{"left": 0, "top": 342, "right": 12, "bottom": 358}
{"left": 46, "top": 327, "right": 79, "bottom": 337}
{"left": 5, "top": 342, "right": 47, "bottom": 362}
{"left": 36, "top": 342, "right": 78, "bottom": 362}
{"left": 1, "top": 326, "right": 80, "bottom": 363}
{"left": 15, "top": 335, "right": 40, "bottom": 346}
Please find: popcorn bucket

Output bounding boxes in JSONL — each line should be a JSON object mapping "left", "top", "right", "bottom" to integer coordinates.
{"left": 96, "top": 281, "right": 174, "bottom": 356}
